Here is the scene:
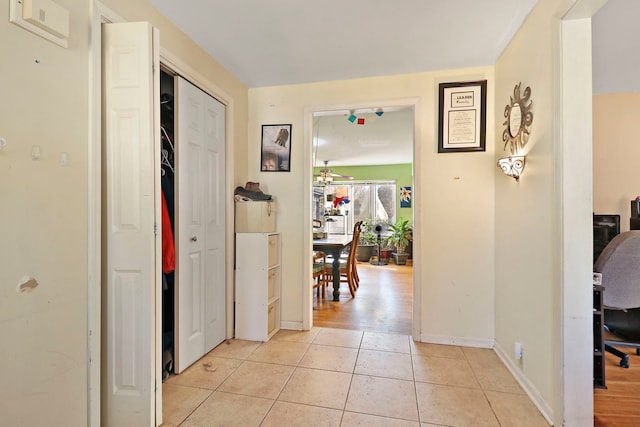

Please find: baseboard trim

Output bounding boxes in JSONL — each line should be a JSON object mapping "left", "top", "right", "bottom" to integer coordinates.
{"left": 493, "top": 342, "right": 554, "bottom": 425}
{"left": 280, "top": 321, "right": 304, "bottom": 331}
{"left": 419, "top": 334, "right": 494, "bottom": 349}
{"left": 419, "top": 334, "right": 553, "bottom": 425}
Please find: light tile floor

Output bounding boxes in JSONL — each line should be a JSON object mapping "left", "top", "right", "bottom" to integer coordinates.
{"left": 161, "top": 327, "right": 549, "bottom": 427}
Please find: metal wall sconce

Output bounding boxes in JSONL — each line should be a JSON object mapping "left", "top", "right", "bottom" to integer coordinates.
{"left": 497, "top": 156, "right": 526, "bottom": 182}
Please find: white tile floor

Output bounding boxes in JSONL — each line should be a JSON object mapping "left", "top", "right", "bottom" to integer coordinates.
{"left": 161, "top": 327, "right": 549, "bottom": 427}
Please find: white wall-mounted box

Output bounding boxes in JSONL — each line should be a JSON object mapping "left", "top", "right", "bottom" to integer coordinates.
{"left": 10, "top": 0, "right": 69, "bottom": 48}
{"left": 235, "top": 200, "right": 276, "bottom": 233}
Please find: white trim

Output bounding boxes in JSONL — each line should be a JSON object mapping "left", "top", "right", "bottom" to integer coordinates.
{"left": 88, "top": 2, "right": 125, "bottom": 425}
{"left": 494, "top": 342, "right": 553, "bottom": 425}
{"left": 280, "top": 320, "right": 304, "bottom": 331}
{"left": 410, "top": 98, "right": 422, "bottom": 341}
{"left": 159, "top": 49, "right": 233, "bottom": 107}
{"left": 419, "top": 334, "right": 494, "bottom": 349}
{"left": 303, "top": 108, "right": 313, "bottom": 330}
{"left": 152, "top": 27, "right": 162, "bottom": 426}
{"left": 87, "top": 6, "right": 100, "bottom": 425}
{"left": 94, "top": 1, "right": 122, "bottom": 23}
{"left": 558, "top": 1, "right": 606, "bottom": 425}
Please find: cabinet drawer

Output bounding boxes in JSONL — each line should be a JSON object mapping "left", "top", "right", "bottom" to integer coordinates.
{"left": 268, "top": 269, "right": 277, "bottom": 300}
{"left": 268, "top": 234, "right": 279, "bottom": 267}
{"left": 267, "top": 303, "right": 276, "bottom": 334}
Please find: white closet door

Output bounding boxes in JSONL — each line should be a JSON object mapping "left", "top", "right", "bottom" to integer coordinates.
{"left": 175, "top": 78, "right": 226, "bottom": 372}
{"left": 202, "top": 86, "right": 226, "bottom": 352}
{"left": 175, "top": 77, "right": 206, "bottom": 372}
{"left": 102, "top": 22, "right": 161, "bottom": 427}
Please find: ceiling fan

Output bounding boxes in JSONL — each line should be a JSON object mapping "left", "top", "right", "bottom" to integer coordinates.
{"left": 315, "top": 160, "right": 354, "bottom": 184}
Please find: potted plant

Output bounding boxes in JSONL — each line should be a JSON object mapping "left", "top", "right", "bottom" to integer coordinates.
{"left": 386, "top": 218, "right": 412, "bottom": 265}
{"left": 355, "top": 218, "right": 377, "bottom": 262}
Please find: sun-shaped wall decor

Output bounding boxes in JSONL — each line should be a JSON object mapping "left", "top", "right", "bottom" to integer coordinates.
{"left": 502, "top": 82, "right": 533, "bottom": 155}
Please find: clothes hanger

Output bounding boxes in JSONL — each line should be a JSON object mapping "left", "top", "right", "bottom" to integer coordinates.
{"left": 161, "top": 148, "right": 174, "bottom": 174}
{"left": 161, "top": 126, "right": 175, "bottom": 154}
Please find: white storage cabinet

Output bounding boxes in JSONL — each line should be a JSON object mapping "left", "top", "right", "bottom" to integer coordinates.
{"left": 235, "top": 232, "right": 281, "bottom": 341}
{"left": 325, "top": 215, "right": 348, "bottom": 235}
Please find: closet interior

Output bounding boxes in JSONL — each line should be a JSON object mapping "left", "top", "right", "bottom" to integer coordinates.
{"left": 160, "top": 68, "right": 176, "bottom": 380}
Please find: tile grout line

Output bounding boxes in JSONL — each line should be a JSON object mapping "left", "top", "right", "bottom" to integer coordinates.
{"left": 259, "top": 336, "right": 317, "bottom": 424}
{"left": 175, "top": 388, "right": 214, "bottom": 427}
{"left": 462, "top": 347, "right": 504, "bottom": 426}
{"left": 409, "top": 338, "right": 422, "bottom": 425}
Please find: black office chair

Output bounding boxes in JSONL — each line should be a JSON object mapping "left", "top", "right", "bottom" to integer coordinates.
{"left": 594, "top": 231, "right": 640, "bottom": 368}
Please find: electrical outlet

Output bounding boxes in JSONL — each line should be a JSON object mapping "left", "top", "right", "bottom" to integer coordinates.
{"left": 515, "top": 342, "right": 523, "bottom": 360}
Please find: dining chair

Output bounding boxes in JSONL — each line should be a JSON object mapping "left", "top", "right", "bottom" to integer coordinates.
{"left": 324, "top": 221, "right": 362, "bottom": 297}
{"left": 312, "top": 250, "right": 328, "bottom": 298}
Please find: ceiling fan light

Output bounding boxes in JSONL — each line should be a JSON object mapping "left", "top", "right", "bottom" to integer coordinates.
{"left": 317, "top": 171, "right": 333, "bottom": 184}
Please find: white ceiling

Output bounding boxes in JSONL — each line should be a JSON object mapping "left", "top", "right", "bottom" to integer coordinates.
{"left": 592, "top": 0, "right": 640, "bottom": 94}
{"left": 313, "top": 107, "right": 414, "bottom": 167}
{"left": 149, "top": 0, "right": 538, "bottom": 88}
{"left": 149, "top": 0, "right": 634, "bottom": 166}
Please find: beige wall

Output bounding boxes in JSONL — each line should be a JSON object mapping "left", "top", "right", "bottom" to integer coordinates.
{"left": 494, "top": 0, "right": 595, "bottom": 424}
{"left": 249, "top": 67, "right": 497, "bottom": 344}
{"left": 593, "top": 93, "right": 640, "bottom": 230}
{"left": 0, "top": 0, "right": 599, "bottom": 423}
{"left": 494, "top": 1, "right": 557, "bottom": 415}
{"left": 0, "top": 1, "right": 90, "bottom": 425}
{"left": 0, "top": 0, "right": 248, "bottom": 425}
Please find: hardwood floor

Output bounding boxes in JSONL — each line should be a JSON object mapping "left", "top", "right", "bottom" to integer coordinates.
{"left": 594, "top": 345, "right": 640, "bottom": 426}
{"left": 314, "top": 260, "right": 640, "bottom": 425}
{"left": 313, "top": 260, "right": 413, "bottom": 335}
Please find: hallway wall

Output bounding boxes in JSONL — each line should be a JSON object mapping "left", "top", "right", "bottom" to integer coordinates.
{"left": 0, "top": 1, "right": 90, "bottom": 424}
{"left": 494, "top": 0, "right": 596, "bottom": 424}
{"left": 0, "top": 0, "right": 249, "bottom": 424}
{"left": 249, "top": 66, "right": 497, "bottom": 346}
{"left": 593, "top": 93, "right": 640, "bottom": 231}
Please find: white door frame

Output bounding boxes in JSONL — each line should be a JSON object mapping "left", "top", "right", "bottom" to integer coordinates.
{"left": 558, "top": 1, "right": 607, "bottom": 425}
{"left": 302, "top": 98, "right": 422, "bottom": 339}
{"left": 89, "top": 2, "right": 236, "bottom": 424}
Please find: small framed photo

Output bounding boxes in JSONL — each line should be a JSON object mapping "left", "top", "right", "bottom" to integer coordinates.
{"left": 261, "top": 124, "right": 292, "bottom": 172}
{"left": 438, "top": 80, "right": 487, "bottom": 153}
{"left": 400, "top": 186, "right": 412, "bottom": 208}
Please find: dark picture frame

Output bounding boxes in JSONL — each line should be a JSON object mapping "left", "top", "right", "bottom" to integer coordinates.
{"left": 438, "top": 80, "right": 487, "bottom": 153}
{"left": 261, "top": 124, "right": 292, "bottom": 172}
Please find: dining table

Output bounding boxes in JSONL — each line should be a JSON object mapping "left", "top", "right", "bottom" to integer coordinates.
{"left": 312, "top": 234, "right": 353, "bottom": 301}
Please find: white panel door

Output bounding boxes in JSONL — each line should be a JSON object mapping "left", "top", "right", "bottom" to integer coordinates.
{"left": 102, "top": 22, "right": 161, "bottom": 427}
{"left": 175, "top": 78, "right": 206, "bottom": 372}
{"left": 175, "top": 77, "right": 226, "bottom": 372}
{"left": 202, "top": 87, "right": 226, "bottom": 352}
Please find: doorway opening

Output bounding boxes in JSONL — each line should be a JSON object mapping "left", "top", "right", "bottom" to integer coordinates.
{"left": 309, "top": 105, "right": 415, "bottom": 335}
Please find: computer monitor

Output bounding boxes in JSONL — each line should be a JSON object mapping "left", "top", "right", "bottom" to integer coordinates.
{"left": 593, "top": 214, "right": 620, "bottom": 264}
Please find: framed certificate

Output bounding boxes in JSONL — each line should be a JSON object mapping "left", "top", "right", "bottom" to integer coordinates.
{"left": 438, "top": 80, "right": 487, "bottom": 153}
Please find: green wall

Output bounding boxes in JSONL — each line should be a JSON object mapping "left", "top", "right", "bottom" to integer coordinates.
{"left": 314, "top": 163, "right": 413, "bottom": 223}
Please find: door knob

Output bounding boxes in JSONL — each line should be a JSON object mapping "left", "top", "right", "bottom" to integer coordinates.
{"left": 191, "top": 236, "right": 197, "bottom": 242}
